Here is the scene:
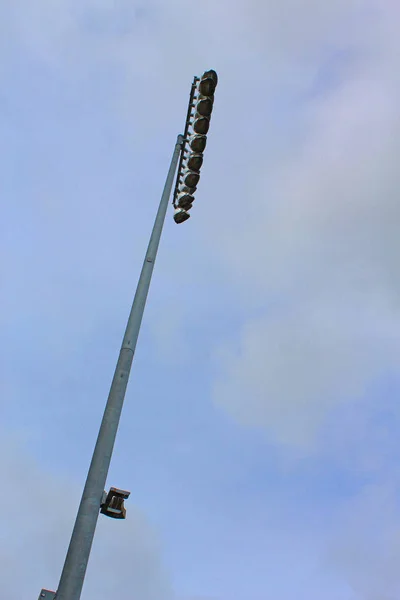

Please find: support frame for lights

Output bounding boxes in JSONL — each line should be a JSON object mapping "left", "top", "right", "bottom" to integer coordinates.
{"left": 172, "top": 76, "right": 199, "bottom": 208}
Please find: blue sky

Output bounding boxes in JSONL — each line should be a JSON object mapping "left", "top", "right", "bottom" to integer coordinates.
{"left": 1, "top": 1, "right": 400, "bottom": 599}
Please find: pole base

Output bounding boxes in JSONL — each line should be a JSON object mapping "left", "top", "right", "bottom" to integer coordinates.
{"left": 38, "top": 590, "right": 56, "bottom": 600}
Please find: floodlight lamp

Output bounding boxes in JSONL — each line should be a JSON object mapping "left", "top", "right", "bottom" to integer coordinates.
{"left": 193, "top": 116, "right": 210, "bottom": 135}
{"left": 199, "top": 70, "right": 218, "bottom": 96}
{"left": 183, "top": 170, "right": 200, "bottom": 188}
{"left": 179, "top": 183, "right": 197, "bottom": 194}
{"left": 174, "top": 207, "right": 191, "bottom": 224}
{"left": 187, "top": 152, "right": 203, "bottom": 172}
{"left": 177, "top": 192, "right": 195, "bottom": 210}
{"left": 100, "top": 487, "right": 130, "bottom": 520}
{"left": 204, "top": 69, "right": 218, "bottom": 85}
{"left": 190, "top": 134, "right": 207, "bottom": 153}
{"left": 196, "top": 96, "right": 213, "bottom": 117}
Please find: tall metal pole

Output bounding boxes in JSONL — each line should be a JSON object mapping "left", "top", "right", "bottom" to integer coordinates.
{"left": 55, "top": 134, "right": 184, "bottom": 600}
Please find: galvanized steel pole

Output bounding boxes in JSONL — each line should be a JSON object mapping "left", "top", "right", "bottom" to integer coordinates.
{"left": 55, "top": 134, "right": 184, "bottom": 600}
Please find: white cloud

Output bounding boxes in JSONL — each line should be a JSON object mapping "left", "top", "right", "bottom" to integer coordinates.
{"left": 327, "top": 482, "right": 400, "bottom": 600}
{"left": 0, "top": 433, "right": 172, "bottom": 600}
{"left": 211, "top": 0, "right": 400, "bottom": 449}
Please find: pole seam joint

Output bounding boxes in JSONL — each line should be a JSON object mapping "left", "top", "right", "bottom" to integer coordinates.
{"left": 120, "top": 346, "right": 135, "bottom": 354}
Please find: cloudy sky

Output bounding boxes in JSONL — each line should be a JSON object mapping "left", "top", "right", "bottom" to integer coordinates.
{"left": 1, "top": 1, "right": 400, "bottom": 599}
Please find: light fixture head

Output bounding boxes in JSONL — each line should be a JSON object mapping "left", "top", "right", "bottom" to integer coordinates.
{"left": 199, "top": 70, "right": 218, "bottom": 96}
{"left": 182, "top": 170, "right": 200, "bottom": 189}
{"left": 179, "top": 183, "right": 197, "bottom": 195}
{"left": 100, "top": 487, "right": 130, "bottom": 520}
{"left": 187, "top": 152, "right": 203, "bottom": 172}
{"left": 196, "top": 95, "right": 214, "bottom": 117}
{"left": 190, "top": 134, "right": 207, "bottom": 153}
{"left": 193, "top": 116, "right": 210, "bottom": 135}
{"left": 177, "top": 192, "right": 195, "bottom": 211}
{"left": 174, "top": 207, "right": 191, "bottom": 224}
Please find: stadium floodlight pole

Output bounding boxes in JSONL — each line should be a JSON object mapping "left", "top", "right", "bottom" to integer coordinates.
{"left": 53, "top": 135, "right": 183, "bottom": 600}
{"left": 38, "top": 69, "right": 218, "bottom": 600}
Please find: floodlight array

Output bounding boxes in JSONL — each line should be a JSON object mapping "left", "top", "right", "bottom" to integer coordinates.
{"left": 173, "top": 70, "right": 218, "bottom": 224}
